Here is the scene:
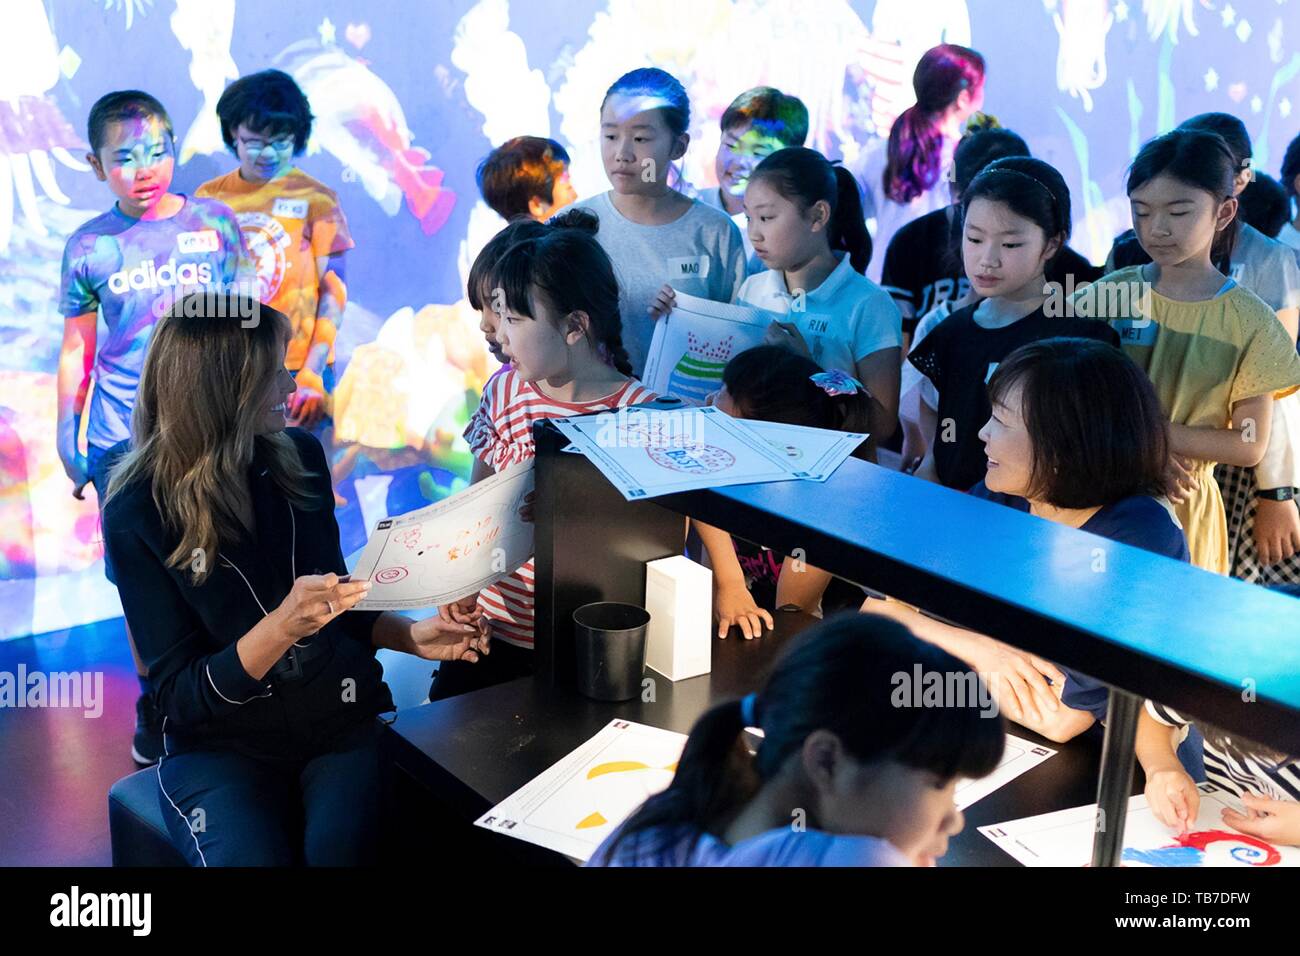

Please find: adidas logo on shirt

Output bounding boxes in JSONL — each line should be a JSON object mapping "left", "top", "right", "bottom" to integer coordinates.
{"left": 107, "top": 259, "right": 214, "bottom": 295}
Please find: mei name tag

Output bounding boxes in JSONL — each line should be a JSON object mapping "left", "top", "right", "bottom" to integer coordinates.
{"left": 176, "top": 229, "right": 220, "bottom": 254}
{"left": 668, "top": 255, "right": 710, "bottom": 279}
{"left": 1113, "top": 318, "right": 1158, "bottom": 346}
{"left": 272, "top": 197, "right": 309, "bottom": 220}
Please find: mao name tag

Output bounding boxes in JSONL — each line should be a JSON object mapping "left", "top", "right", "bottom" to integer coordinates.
{"left": 1113, "top": 318, "right": 1158, "bottom": 346}
{"left": 272, "top": 198, "right": 309, "bottom": 220}
{"left": 176, "top": 229, "right": 220, "bottom": 254}
{"left": 668, "top": 255, "right": 710, "bottom": 279}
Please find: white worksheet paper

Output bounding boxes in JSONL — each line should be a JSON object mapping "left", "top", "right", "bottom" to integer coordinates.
{"left": 554, "top": 405, "right": 807, "bottom": 500}
{"left": 474, "top": 719, "right": 688, "bottom": 862}
{"left": 980, "top": 783, "right": 1300, "bottom": 867}
{"left": 350, "top": 461, "right": 533, "bottom": 610}
{"left": 954, "top": 734, "right": 1056, "bottom": 811}
{"left": 742, "top": 419, "right": 869, "bottom": 482}
{"left": 642, "top": 291, "right": 773, "bottom": 404}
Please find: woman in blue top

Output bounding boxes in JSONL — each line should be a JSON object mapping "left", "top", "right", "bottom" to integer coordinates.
{"left": 588, "top": 613, "right": 1005, "bottom": 867}
{"left": 870, "top": 338, "right": 1191, "bottom": 749}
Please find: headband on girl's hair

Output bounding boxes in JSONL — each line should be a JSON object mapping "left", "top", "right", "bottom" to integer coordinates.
{"left": 811, "top": 369, "right": 865, "bottom": 397}
{"left": 981, "top": 166, "right": 1061, "bottom": 227}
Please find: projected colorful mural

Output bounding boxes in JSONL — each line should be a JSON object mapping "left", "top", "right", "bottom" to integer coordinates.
{"left": 2, "top": 0, "right": 1299, "bottom": 638}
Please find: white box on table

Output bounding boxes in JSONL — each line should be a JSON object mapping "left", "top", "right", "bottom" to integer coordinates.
{"left": 644, "top": 555, "right": 713, "bottom": 681}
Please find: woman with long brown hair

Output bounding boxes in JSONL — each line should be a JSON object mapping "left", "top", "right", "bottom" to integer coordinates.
{"left": 103, "top": 293, "right": 486, "bottom": 866}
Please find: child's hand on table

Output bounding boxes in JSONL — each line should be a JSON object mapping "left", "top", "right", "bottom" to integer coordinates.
{"left": 1221, "top": 793, "right": 1300, "bottom": 847}
{"left": 715, "top": 581, "right": 774, "bottom": 640}
{"left": 1145, "top": 767, "right": 1200, "bottom": 834}
{"left": 649, "top": 284, "right": 676, "bottom": 320}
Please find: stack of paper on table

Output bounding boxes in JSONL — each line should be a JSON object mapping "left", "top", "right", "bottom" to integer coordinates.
{"left": 554, "top": 405, "right": 867, "bottom": 501}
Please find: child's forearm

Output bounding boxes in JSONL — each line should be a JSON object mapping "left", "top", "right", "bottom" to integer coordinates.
{"left": 1170, "top": 393, "right": 1272, "bottom": 467}
{"left": 1135, "top": 709, "right": 1184, "bottom": 776}
{"left": 56, "top": 314, "right": 96, "bottom": 457}
{"left": 695, "top": 519, "right": 747, "bottom": 588}
{"left": 302, "top": 255, "right": 348, "bottom": 377}
{"left": 1169, "top": 420, "right": 1270, "bottom": 467}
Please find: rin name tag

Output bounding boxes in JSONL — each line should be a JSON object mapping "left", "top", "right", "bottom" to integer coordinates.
{"left": 272, "top": 197, "right": 309, "bottom": 219}
{"left": 667, "top": 255, "right": 710, "bottom": 279}
{"left": 176, "top": 229, "right": 220, "bottom": 254}
{"left": 1113, "top": 318, "right": 1158, "bottom": 346}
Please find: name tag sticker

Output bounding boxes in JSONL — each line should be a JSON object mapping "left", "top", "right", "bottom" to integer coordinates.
{"left": 668, "top": 255, "right": 710, "bottom": 279}
{"left": 1114, "top": 318, "right": 1158, "bottom": 346}
{"left": 272, "top": 198, "right": 309, "bottom": 220}
{"left": 176, "top": 230, "right": 220, "bottom": 254}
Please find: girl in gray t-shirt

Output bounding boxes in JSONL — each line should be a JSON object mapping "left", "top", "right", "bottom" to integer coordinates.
{"left": 572, "top": 68, "right": 745, "bottom": 377}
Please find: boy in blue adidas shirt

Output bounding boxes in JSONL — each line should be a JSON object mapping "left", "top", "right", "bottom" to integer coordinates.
{"left": 56, "top": 89, "right": 247, "bottom": 765}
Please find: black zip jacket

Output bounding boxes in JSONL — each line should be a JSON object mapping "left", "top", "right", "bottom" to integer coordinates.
{"left": 103, "top": 428, "right": 394, "bottom": 760}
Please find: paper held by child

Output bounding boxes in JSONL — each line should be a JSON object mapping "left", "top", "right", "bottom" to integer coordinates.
{"left": 641, "top": 291, "right": 773, "bottom": 404}
{"left": 553, "top": 405, "right": 865, "bottom": 500}
{"left": 474, "top": 719, "right": 689, "bottom": 862}
{"left": 349, "top": 461, "right": 534, "bottom": 610}
{"left": 954, "top": 734, "right": 1057, "bottom": 811}
{"left": 980, "top": 783, "right": 1300, "bottom": 867}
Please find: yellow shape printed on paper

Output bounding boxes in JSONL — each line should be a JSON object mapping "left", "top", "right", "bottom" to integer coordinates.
{"left": 576, "top": 811, "right": 608, "bottom": 830}
{"left": 587, "top": 761, "right": 651, "bottom": 779}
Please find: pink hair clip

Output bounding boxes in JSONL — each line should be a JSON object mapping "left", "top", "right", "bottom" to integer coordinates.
{"left": 810, "top": 370, "right": 865, "bottom": 397}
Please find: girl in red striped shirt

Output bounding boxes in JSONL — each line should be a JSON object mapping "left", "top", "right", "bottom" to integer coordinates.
{"left": 431, "top": 210, "right": 656, "bottom": 700}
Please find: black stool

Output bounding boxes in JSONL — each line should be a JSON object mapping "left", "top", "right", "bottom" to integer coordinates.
{"left": 107, "top": 768, "right": 187, "bottom": 867}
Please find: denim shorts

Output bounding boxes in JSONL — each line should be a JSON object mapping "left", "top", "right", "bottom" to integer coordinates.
{"left": 87, "top": 439, "right": 131, "bottom": 584}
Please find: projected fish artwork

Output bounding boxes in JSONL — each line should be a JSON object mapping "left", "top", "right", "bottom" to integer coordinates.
{"left": 0, "top": 0, "right": 92, "bottom": 253}
{"left": 169, "top": 0, "right": 239, "bottom": 163}
{"left": 275, "top": 37, "right": 456, "bottom": 235}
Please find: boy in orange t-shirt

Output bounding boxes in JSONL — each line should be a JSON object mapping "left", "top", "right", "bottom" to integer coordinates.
{"left": 197, "top": 69, "right": 353, "bottom": 429}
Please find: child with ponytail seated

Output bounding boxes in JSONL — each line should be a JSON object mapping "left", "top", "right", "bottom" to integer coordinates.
{"left": 588, "top": 612, "right": 1005, "bottom": 866}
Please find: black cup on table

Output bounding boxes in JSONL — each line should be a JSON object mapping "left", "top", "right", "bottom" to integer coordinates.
{"left": 573, "top": 602, "right": 651, "bottom": 701}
